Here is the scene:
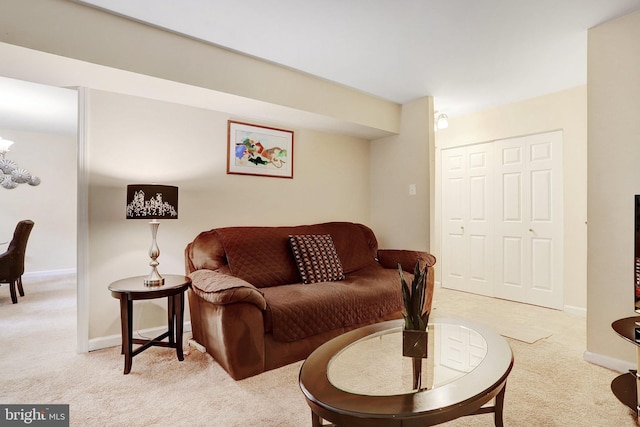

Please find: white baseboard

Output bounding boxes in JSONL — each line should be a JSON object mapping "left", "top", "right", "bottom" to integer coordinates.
{"left": 23, "top": 268, "right": 77, "bottom": 280}
{"left": 584, "top": 350, "right": 635, "bottom": 373}
{"left": 564, "top": 304, "right": 587, "bottom": 317}
{"left": 88, "top": 321, "right": 192, "bottom": 352}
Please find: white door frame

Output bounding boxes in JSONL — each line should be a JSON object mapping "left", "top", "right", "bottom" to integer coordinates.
{"left": 76, "top": 87, "right": 89, "bottom": 353}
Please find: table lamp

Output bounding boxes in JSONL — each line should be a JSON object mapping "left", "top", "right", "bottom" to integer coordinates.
{"left": 126, "top": 184, "right": 178, "bottom": 286}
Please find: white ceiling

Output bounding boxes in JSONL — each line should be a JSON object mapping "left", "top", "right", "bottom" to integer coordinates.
{"left": 77, "top": 0, "right": 640, "bottom": 117}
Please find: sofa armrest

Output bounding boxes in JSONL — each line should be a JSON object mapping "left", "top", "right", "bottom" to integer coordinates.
{"left": 377, "top": 249, "right": 436, "bottom": 272}
{"left": 189, "top": 269, "right": 267, "bottom": 310}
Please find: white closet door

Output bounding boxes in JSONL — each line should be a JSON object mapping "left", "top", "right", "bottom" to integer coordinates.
{"left": 494, "top": 131, "right": 563, "bottom": 309}
{"left": 441, "top": 143, "right": 494, "bottom": 296}
{"left": 441, "top": 146, "right": 467, "bottom": 291}
{"left": 440, "top": 131, "right": 563, "bottom": 310}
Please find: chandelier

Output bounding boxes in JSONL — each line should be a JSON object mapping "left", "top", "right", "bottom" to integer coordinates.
{"left": 0, "top": 137, "right": 41, "bottom": 190}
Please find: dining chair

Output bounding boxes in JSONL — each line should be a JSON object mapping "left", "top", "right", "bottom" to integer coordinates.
{"left": 0, "top": 220, "right": 35, "bottom": 303}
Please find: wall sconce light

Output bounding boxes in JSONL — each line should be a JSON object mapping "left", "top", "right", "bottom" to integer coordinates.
{"left": 435, "top": 113, "right": 449, "bottom": 131}
{"left": 126, "top": 184, "right": 179, "bottom": 286}
{"left": 0, "top": 137, "right": 41, "bottom": 190}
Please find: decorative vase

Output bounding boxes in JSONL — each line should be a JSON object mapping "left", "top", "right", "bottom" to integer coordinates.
{"left": 402, "top": 328, "right": 428, "bottom": 359}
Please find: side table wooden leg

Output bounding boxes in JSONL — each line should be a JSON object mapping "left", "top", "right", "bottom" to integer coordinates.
{"left": 311, "top": 412, "right": 322, "bottom": 427}
{"left": 636, "top": 347, "right": 640, "bottom": 423}
{"left": 167, "top": 294, "right": 175, "bottom": 345}
{"left": 175, "top": 292, "right": 185, "bottom": 361}
{"left": 494, "top": 382, "right": 506, "bottom": 427}
{"left": 120, "top": 297, "right": 133, "bottom": 374}
{"left": 118, "top": 297, "right": 125, "bottom": 355}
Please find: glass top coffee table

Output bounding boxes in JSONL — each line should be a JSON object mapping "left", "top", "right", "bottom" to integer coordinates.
{"left": 299, "top": 318, "right": 513, "bottom": 427}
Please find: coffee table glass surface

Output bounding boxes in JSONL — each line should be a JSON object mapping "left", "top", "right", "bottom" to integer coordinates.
{"left": 328, "top": 323, "right": 487, "bottom": 396}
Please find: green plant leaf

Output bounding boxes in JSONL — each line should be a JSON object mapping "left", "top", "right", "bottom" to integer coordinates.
{"left": 398, "top": 260, "right": 428, "bottom": 331}
{"left": 402, "top": 313, "right": 412, "bottom": 330}
{"left": 398, "top": 264, "right": 413, "bottom": 328}
{"left": 399, "top": 261, "right": 431, "bottom": 331}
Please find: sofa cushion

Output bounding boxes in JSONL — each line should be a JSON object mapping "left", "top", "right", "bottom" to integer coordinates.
{"left": 215, "top": 227, "right": 301, "bottom": 288}
{"left": 261, "top": 265, "right": 403, "bottom": 342}
{"left": 212, "top": 222, "right": 378, "bottom": 288}
{"left": 289, "top": 234, "right": 345, "bottom": 284}
{"left": 313, "top": 222, "right": 378, "bottom": 273}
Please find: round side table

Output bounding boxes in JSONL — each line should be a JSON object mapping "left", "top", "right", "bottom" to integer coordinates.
{"left": 611, "top": 316, "right": 640, "bottom": 421}
{"left": 108, "top": 275, "right": 191, "bottom": 374}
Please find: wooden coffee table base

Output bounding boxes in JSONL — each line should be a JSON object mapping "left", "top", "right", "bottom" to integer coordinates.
{"left": 310, "top": 384, "right": 506, "bottom": 427}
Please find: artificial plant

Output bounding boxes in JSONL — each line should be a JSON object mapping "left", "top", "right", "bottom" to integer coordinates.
{"left": 398, "top": 260, "right": 430, "bottom": 331}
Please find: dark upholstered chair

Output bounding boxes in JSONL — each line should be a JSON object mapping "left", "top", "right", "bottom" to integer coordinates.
{"left": 0, "top": 220, "right": 34, "bottom": 303}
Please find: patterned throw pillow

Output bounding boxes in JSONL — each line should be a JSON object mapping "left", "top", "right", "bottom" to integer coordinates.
{"left": 289, "top": 234, "right": 345, "bottom": 284}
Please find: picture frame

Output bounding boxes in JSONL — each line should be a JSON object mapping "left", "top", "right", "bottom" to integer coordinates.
{"left": 227, "top": 120, "right": 294, "bottom": 178}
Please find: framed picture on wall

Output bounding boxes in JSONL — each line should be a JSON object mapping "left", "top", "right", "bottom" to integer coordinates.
{"left": 227, "top": 120, "right": 294, "bottom": 178}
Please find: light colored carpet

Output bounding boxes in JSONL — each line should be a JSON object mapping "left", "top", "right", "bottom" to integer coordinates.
{"left": 0, "top": 275, "right": 637, "bottom": 426}
{"left": 495, "top": 323, "right": 552, "bottom": 344}
{"left": 432, "top": 289, "right": 553, "bottom": 344}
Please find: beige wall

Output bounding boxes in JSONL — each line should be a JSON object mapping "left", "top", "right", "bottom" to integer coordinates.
{"left": 87, "top": 89, "right": 373, "bottom": 341}
{"left": 434, "top": 86, "right": 588, "bottom": 313}
{"left": 586, "top": 11, "right": 640, "bottom": 368}
{"left": 370, "top": 97, "right": 434, "bottom": 251}
{"left": 0, "top": 127, "right": 77, "bottom": 275}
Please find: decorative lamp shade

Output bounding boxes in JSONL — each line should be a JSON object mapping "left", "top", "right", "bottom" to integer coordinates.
{"left": 126, "top": 185, "right": 178, "bottom": 219}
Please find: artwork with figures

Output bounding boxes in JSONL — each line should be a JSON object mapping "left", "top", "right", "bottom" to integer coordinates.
{"left": 227, "top": 121, "right": 294, "bottom": 178}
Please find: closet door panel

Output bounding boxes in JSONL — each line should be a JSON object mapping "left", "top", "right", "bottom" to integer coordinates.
{"left": 495, "top": 132, "right": 563, "bottom": 308}
{"left": 441, "top": 147, "right": 468, "bottom": 291}
{"left": 441, "top": 143, "right": 493, "bottom": 296}
{"left": 525, "top": 132, "right": 563, "bottom": 309}
{"left": 495, "top": 137, "right": 529, "bottom": 303}
{"left": 466, "top": 144, "right": 493, "bottom": 295}
{"left": 531, "top": 237, "right": 553, "bottom": 291}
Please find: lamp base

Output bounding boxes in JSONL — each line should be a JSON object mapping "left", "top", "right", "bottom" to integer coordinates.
{"left": 144, "top": 278, "right": 164, "bottom": 287}
{"left": 144, "top": 277, "right": 164, "bottom": 286}
{"left": 144, "top": 271, "right": 164, "bottom": 287}
{"left": 145, "top": 220, "right": 164, "bottom": 286}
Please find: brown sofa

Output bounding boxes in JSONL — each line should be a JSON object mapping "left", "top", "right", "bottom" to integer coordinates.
{"left": 185, "top": 221, "right": 436, "bottom": 380}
